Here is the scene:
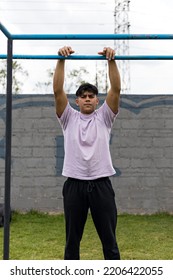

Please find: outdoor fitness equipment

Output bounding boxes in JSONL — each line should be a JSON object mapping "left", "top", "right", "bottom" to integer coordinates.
{"left": 1, "top": 21, "right": 173, "bottom": 259}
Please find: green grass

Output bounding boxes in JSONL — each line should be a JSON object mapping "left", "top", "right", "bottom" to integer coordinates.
{"left": 0, "top": 211, "right": 173, "bottom": 260}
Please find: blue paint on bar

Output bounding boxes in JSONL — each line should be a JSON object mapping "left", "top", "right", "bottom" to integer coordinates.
{"left": 1, "top": 54, "right": 173, "bottom": 60}
{"left": 9, "top": 33, "right": 173, "bottom": 40}
{"left": 0, "top": 55, "right": 8, "bottom": 59}
{"left": 1, "top": 21, "right": 173, "bottom": 41}
{"left": 0, "top": 22, "right": 12, "bottom": 38}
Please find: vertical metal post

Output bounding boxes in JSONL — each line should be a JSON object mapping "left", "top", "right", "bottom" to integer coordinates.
{"left": 3, "top": 38, "right": 13, "bottom": 260}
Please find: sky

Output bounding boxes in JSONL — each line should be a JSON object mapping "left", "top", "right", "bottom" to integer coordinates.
{"left": 1, "top": 0, "right": 173, "bottom": 94}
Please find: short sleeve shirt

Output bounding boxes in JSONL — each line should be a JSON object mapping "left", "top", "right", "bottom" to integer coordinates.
{"left": 57, "top": 101, "right": 118, "bottom": 180}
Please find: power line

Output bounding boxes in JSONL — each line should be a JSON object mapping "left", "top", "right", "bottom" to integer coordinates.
{"left": 10, "top": 23, "right": 113, "bottom": 25}
{"left": 1, "top": 9, "right": 113, "bottom": 12}
{"left": 0, "top": 0, "right": 106, "bottom": 3}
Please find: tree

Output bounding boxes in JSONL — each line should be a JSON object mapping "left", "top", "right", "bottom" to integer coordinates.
{"left": 95, "top": 61, "right": 108, "bottom": 93}
{"left": 0, "top": 60, "right": 28, "bottom": 94}
{"left": 66, "top": 63, "right": 109, "bottom": 94}
{"left": 34, "top": 66, "right": 90, "bottom": 94}
{"left": 34, "top": 63, "right": 108, "bottom": 94}
{"left": 34, "top": 68, "right": 54, "bottom": 94}
{"left": 66, "top": 66, "right": 90, "bottom": 93}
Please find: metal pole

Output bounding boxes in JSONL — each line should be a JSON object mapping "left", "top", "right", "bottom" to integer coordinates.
{"left": 10, "top": 33, "right": 173, "bottom": 40}
{"left": 0, "top": 22, "right": 11, "bottom": 38}
{"left": 3, "top": 38, "right": 13, "bottom": 260}
{"left": 1, "top": 54, "right": 173, "bottom": 60}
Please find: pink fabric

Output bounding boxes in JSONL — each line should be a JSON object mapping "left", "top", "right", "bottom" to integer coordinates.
{"left": 57, "top": 101, "right": 118, "bottom": 180}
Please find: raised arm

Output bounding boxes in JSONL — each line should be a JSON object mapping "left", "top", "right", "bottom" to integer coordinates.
{"left": 98, "top": 47, "right": 121, "bottom": 114}
{"left": 53, "top": 46, "right": 75, "bottom": 117}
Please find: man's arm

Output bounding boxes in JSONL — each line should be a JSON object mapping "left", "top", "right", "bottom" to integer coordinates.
{"left": 98, "top": 47, "right": 121, "bottom": 114}
{"left": 53, "top": 46, "right": 74, "bottom": 117}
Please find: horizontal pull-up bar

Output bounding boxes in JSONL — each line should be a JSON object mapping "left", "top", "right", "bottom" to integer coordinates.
{"left": 1, "top": 23, "right": 173, "bottom": 40}
{"left": 4, "top": 33, "right": 173, "bottom": 40}
{"left": 1, "top": 54, "right": 173, "bottom": 60}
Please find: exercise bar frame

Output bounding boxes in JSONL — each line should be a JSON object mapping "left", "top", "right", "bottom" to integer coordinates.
{"left": 2, "top": 54, "right": 173, "bottom": 60}
{"left": 1, "top": 21, "right": 173, "bottom": 260}
{"left": 1, "top": 22, "right": 173, "bottom": 60}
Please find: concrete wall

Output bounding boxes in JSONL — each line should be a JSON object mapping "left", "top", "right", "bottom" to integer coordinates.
{"left": 0, "top": 94, "right": 173, "bottom": 214}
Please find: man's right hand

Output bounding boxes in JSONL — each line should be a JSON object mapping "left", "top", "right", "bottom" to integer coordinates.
{"left": 58, "top": 46, "right": 75, "bottom": 57}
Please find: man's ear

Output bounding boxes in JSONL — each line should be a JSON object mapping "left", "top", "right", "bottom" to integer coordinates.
{"left": 96, "top": 97, "right": 99, "bottom": 105}
{"left": 75, "top": 98, "right": 79, "bottom": 106}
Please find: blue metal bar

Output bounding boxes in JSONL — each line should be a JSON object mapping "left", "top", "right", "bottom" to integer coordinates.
{"left": 1, "top": 54, "right": 173, "bottom": 60}
{"left": 1, "top": 21, "right": 173, "bottom": 41}
{"left": 0, "top": 22, "right": 12, "bottom": 38}
{"left": 9, "top": 33, "right": 173, "bottom": 40}
{"left": 0, "top": 55, "right": 8, "bottom": 59}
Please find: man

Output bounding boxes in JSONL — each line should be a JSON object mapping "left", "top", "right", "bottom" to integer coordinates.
{"left": 53, "top": 46, "right": 121, "bottom": 260}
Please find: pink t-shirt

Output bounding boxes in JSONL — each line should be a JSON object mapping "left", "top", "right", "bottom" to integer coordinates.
{"left": 57, "top": 100, "right": 118, "bottom": 180}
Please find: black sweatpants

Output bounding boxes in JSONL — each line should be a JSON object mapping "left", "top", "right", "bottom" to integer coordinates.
{"left": 62, "top": 177, "right": 120, "bottom": 260}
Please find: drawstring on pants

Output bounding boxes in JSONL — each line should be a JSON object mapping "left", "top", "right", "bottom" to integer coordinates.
{"left": 87, "top": 181, "right": 95, "bottom": 192}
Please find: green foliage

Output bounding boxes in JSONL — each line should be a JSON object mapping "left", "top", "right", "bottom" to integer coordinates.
{"left": 0, "top": 60, "right": 28, "bottom": 94}
{"left": 0, "top": 212, "right": 172, "bottom": 260}
{"left": 43, "top": 62, "right": 108, "bottom": 94}
{"left": 66, "top": 67, "right": 90, "bottom": 93}
{"left": 35, "top": 68, "right": 53, "bottom": 94}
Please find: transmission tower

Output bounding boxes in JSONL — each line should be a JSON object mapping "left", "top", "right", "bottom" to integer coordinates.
{"left": 114, "top": 0, "right": 130, "bottom": 94}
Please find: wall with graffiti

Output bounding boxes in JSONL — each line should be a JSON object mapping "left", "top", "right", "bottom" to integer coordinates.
{"left": 0, "top": 94, "right": 173, "bottom": 213}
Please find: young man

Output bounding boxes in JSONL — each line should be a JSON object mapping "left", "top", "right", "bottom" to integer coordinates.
{"left": 53, "top": 46, "right": 121, "bottom": 260}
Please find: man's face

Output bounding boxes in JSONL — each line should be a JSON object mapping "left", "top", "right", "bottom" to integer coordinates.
{"left": 76, "top": 91, "right": 99, "bottom": 114}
